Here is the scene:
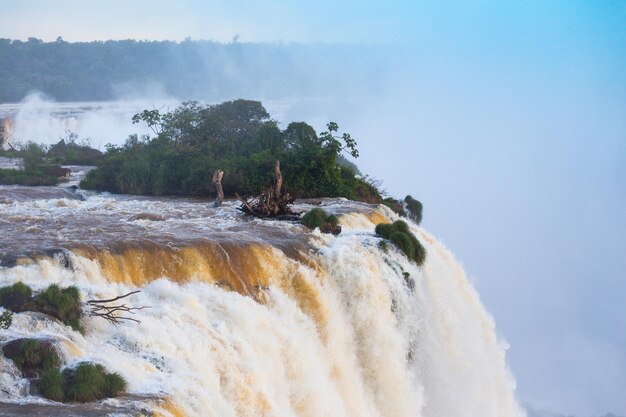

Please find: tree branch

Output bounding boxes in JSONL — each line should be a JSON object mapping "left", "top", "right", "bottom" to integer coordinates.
{"left": 86, "top": 291, "right": 149, "bottom": 325}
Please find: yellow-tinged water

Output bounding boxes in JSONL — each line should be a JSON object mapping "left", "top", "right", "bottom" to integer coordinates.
{"left": 0, "top": 186, "right": 525, "bottom": 417}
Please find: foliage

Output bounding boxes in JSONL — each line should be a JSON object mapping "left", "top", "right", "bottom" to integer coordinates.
{"left": 0, "top": 38, "right": 379, "bottom": 103}
{"left": 404, "top": 195, "right": 423, "bottom": 225}
{"left": 81, "top": 100, "right": 382, "bottom": 202}
{"left": 0, "top": 282, "right": 84, "bottom": 333}
{"left": 34, "top": 285, "right": 83, "bottom": 333}
{"left": 47, "top": 134, "right": 103, "bottom": 165}
{"left": 40, "top": 368, "right": 65, "bottom": 402}
{"left": 382, "top": 197, "right": 406, "bottom": 217}
{"left": 0, "top": 310, "right": 12, "bottom": 329}
{"left": 375, "top": 220, "right": 426, "bottom": 265}
{"left": 0, "top": 282, "right": 33, "bottom": 309}
{"left": 63, "top": 363, "right": 127, "bottom": 402}
{"left": 301, "top": 208, "right": 339, "bottom": 230}
{"left": 1, "top": 338, "right": 61, "bottom": 373}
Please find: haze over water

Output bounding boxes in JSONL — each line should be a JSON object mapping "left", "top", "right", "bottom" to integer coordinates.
{"left": 1, "top": 1, "right": 625, "bottom": 416}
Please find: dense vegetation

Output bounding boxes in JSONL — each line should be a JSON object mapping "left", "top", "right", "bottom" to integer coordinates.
{"left": 2, "top": 338, "right": 126, "bottom": 403}
{"left": 81, "top": 99, "right": 382, "bottom": 201}
{"left": 375, "top": 220, "right": 426, "bottom": 266}
{"left": 0, "top": 282, "right": 84, "bottom": 333}
{"left": 0, "top": 38, "right": 381, "bottom": 103}
{"left": 0, "top": 136, "right": 102, "bottom": 186}
{"left": 1, "top": 283, "right": 127, "bottom": 402}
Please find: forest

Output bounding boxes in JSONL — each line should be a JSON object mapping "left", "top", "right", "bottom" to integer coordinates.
{"left": 80, "top": 99, "right": 382, "bottom": 202}
{"left": 0, "top": 38, "right": 382, "bottom": 103}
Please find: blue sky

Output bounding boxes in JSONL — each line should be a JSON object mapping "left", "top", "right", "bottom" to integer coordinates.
{"left": 2, "top": 1, "right": 626, "bottom": 415}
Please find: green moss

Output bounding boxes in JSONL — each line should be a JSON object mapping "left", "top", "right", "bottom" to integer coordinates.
{"left": 40, "top": 368, "right": 65, "bottom": 402}
{"left": 375, "top": 221, "right": 427, "bottom": 266}
{"left": 64, "top": 363, "right": 126, "bottom": 402}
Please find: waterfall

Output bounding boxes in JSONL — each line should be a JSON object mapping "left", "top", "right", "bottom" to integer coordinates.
{"left": 0, "top": 193, "right": 525, "bottom": 417}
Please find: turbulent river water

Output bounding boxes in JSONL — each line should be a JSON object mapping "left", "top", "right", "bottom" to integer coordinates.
{"left": 0, "top": 168, "right": 526, "bottom": 417}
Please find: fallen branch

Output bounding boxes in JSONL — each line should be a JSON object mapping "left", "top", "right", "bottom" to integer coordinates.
{"left": 86, "top": 291, "right": 150, "bottom": 325}
{"left": 237, "top": 160, "right": 299, "bottom": 220}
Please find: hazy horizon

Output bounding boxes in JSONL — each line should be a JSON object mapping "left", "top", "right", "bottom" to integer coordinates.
{"left": 2, "top": 1, "right": 625, "bottom": 415}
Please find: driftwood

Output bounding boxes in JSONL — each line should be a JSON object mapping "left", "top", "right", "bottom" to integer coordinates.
{"left": 212, "top": 169, "right": 224, "bottom": 207}
{"left": 237, "top": 160, "right": 299, "bottom": 219}
{"left": 86, "top": 291, "right": 149, "bottom": 325}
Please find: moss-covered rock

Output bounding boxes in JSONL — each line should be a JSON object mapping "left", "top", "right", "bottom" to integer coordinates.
{"left": 0, "top": 283, "right": 84, "bottom": 333}
{"left": 2, "top": 338, "right": 61, "bottom": 375}
{"left": 0, "top": 282, "right": 33, "bottom": 310}
{"left": 34, "top": 285, "right": 83, "bottom": 333}
{"left": 63, "top": 363, "right": 127, "bottom": 402}
{"left": 301, "top": 208, "right": 341, "bottom": 235}
{"left": 404, "top": 195, "right": 423, "bottom": 225}
{"left": 375, "top": 220, "right": 426, "bottom": 266}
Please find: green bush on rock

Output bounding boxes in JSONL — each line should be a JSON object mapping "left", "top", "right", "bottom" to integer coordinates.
{"left": 375, "top": 220, "right": 426, "bottom": 266}
{"left": 381, "top": 197, "right": 406, "bottom": 217}
{"left": 0, "top": 282, "right": 84, "bottom": 333}
{"left": 301, "top": 208, "right": 341, "bottom": 234}
{"left": 0, "top": 282, "right": 33, "bottom": 310}
{"left": 40, "top": 368, "right": 65, "bottom": 402}
{"left": 63, "top": 363, "right": 127, "bottom": 402}
{"left": 34, "top": 285, "right": 83, "bottom": 333}
{"left": 404, "top": 195, "right": 423, "bottom": 225}
{"left": 1, "top": 338, "right": 61, "bottom": 374}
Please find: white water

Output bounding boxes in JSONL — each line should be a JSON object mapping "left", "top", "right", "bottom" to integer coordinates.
{"left": 0, "top": 193, "right": 526, "bottom": 417}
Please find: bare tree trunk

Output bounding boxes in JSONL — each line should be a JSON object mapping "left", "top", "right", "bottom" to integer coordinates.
{"left": 237, "top": 160, "right": 297, "bottom": 219}
{"left": 274, "top": 160, "right": 282, "bottom": 197}
{"left": 212, "top": 169, "right": 224, "bottom": 207}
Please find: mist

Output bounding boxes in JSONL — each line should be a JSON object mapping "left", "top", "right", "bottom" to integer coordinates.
{"left": 2, "top": 1, "right": 625, "bottom": 415}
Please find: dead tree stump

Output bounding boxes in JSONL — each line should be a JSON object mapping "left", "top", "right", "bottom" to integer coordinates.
{"left": 212, "top": 169, "right": 224, "bottom": 207}
{"left": 237, "top": 160, "right": 299, "bottom": 219}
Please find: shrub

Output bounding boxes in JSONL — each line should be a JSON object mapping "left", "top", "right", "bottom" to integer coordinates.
{"left": 325, "top": 214, "right": 339, "bottom": 227}
{"left": 301, "top": 208, "right": 327, "bottom": 229}
{"left": 104, "top": 372, "right": 127, "bottom": 396}
{"left": 64, "top": 363, "right": 127, "bottom": 402}
{"left": 301, "top": 208, "right": 340, "bottom": 234}
{"left": 40, "top": 368, "right": 65, "bottom": 402}
{"left": 374, "top": 223, "right": 394, "bottom": 238}
{"left": 382, "top": 197, "right": 406, "bottom": 217}
{"left": 1, "top": 338, "right": 61, "bottom": 373}
{"left": 0, "top": 282, "right": 33, "bottom": 310}
{"left": 34, "top": 285, "right": 83, "bottom": 333}
{"left": 375, "top": 220, "right": 426, "bottom": 266}
{"left": 404, "top": 195, "right": 423, "bottom": 225}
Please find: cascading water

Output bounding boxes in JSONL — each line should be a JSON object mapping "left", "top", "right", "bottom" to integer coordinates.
{"left": 0, "top": 182, "right": 526, "bottom": 417}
